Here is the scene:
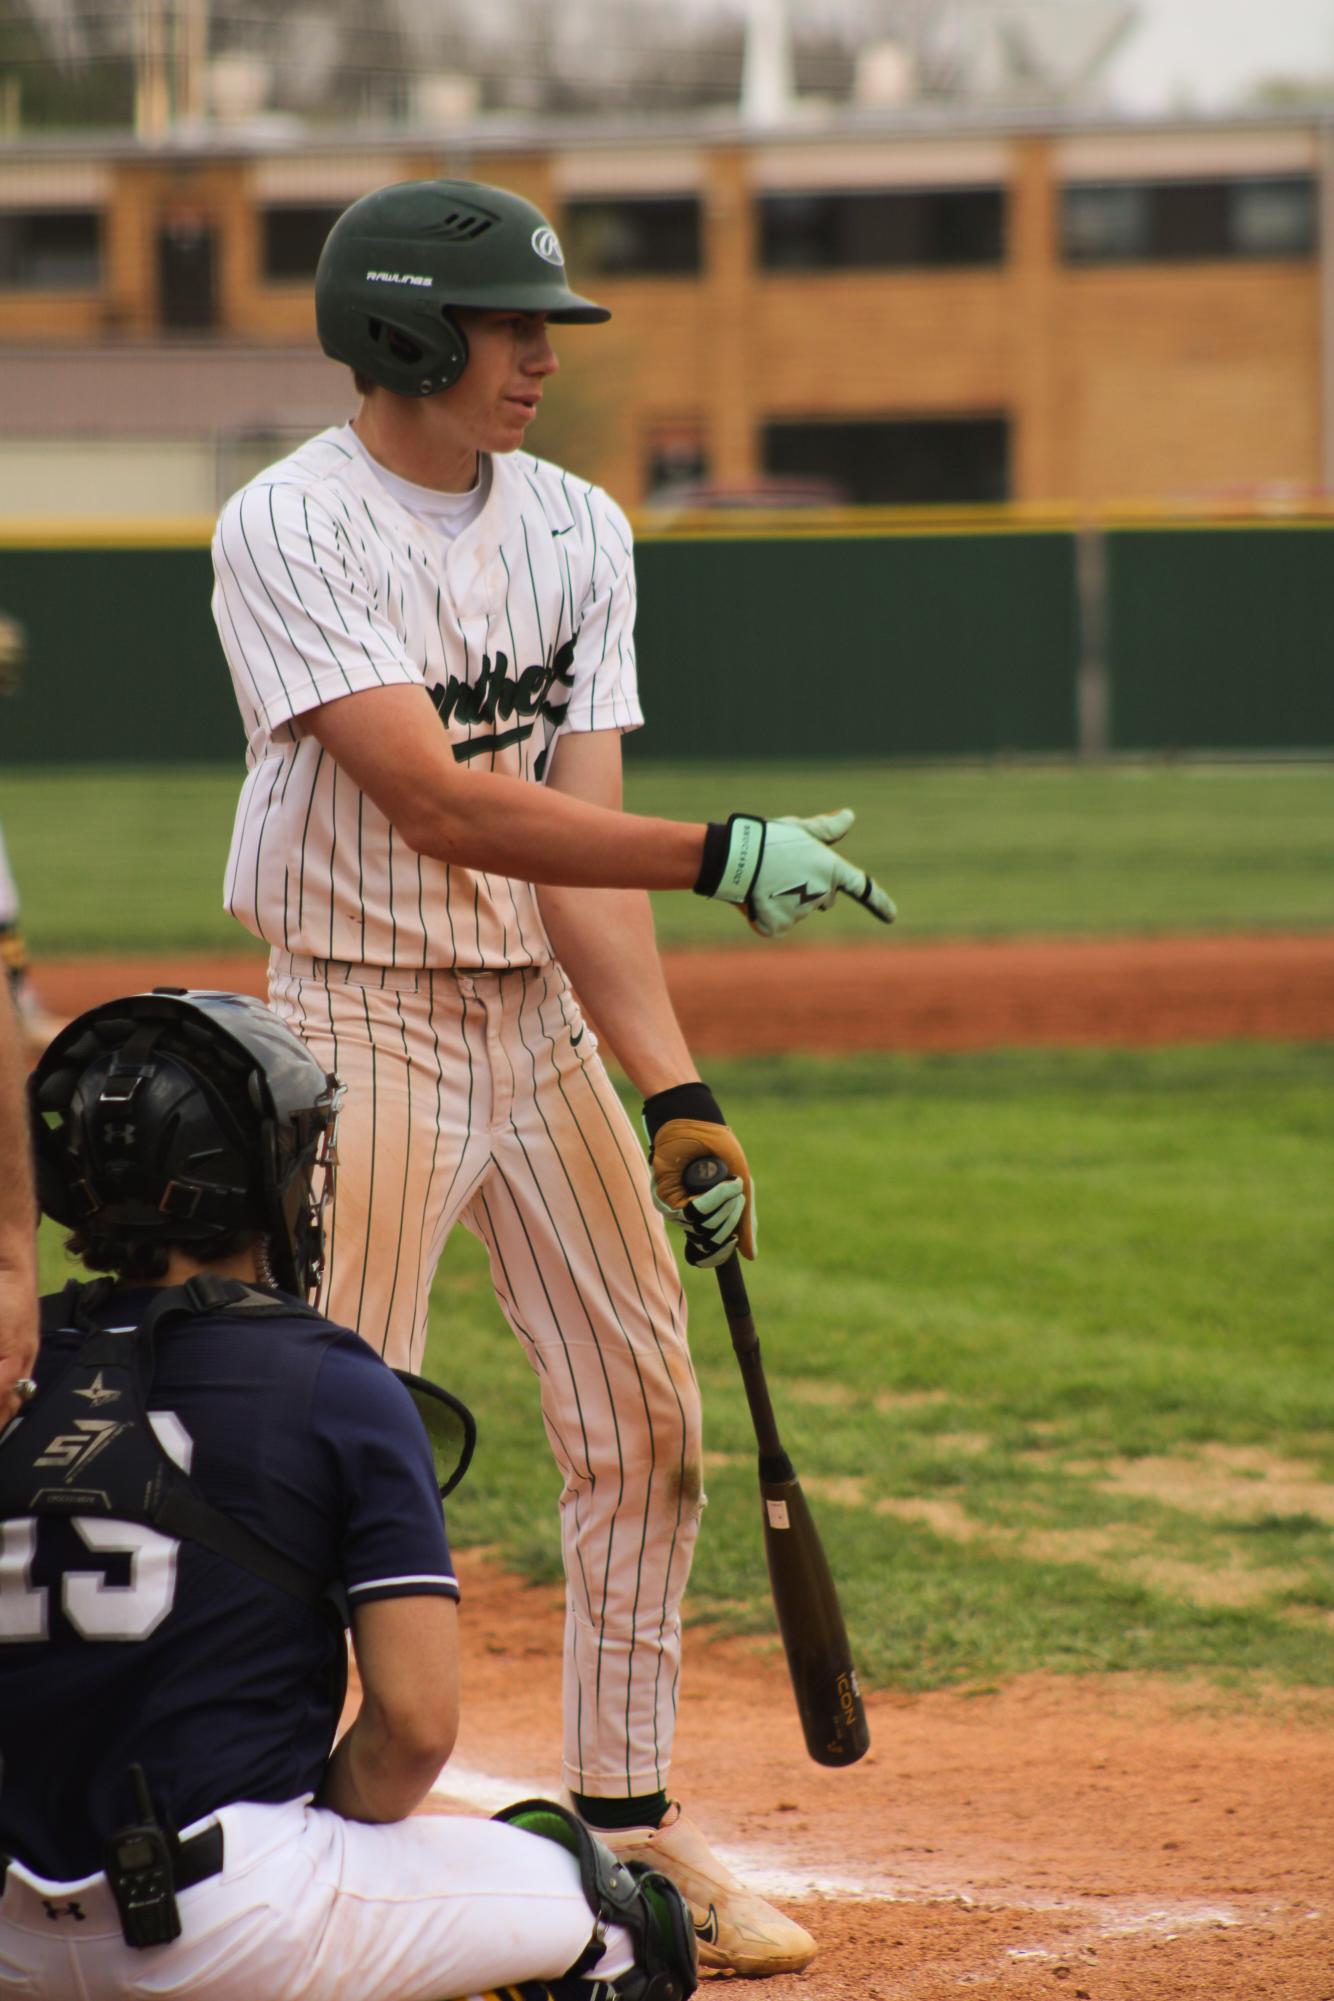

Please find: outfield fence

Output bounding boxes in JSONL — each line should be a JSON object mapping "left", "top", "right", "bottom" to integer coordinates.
{"left": 0, "top": 509, "right": 1330, "bottom": 763}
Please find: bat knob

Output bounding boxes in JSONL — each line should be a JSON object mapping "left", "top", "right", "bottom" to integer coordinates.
{"left": 683, "top": 1154, "right": 728, "bottom": 1196}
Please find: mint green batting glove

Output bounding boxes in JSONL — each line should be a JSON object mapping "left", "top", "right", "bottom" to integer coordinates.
{"left": 694, "top": 809, "right": 896, "bottom": 940}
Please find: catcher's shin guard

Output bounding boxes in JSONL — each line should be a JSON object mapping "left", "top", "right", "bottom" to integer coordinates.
{"left": 493, "top": 1799, "right": 698, "bottom": 2001}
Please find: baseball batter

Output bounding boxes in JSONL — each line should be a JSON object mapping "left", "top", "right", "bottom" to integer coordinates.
{"left": 211, "top": 178, "right": 893, "bottom": 1977}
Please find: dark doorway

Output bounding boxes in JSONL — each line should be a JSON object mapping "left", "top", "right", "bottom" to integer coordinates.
{"left": 158, "top": 218, "right": 217, "bottom": 329}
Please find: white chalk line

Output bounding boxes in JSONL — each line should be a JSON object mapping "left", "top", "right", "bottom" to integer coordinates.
{"left": 427, "top": 1759, "right": 1279, "bottom": 1940}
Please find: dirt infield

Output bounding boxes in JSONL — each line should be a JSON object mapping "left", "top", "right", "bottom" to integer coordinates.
{"left": 435, "top": 1553, "right": 1334, "bottom": 2001}
{"left": 41, "top": 934, "right": 1334, "bottom": 1997}
{"left": 32, "top": 930, "right": 1334, "bottom": 1053}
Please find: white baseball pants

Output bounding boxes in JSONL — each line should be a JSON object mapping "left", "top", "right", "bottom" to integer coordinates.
{"left": 268, "top": 955, "right": 705, "bottom": 1802}
{"left": 0, "top": 1796, "right": 636, "bottom": 2001}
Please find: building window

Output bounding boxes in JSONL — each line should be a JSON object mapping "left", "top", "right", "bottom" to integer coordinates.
{"left": 0, "top": 209, "right": 101, "bottom": 288}
{"left": 763, "top": 416, "right": 1010, "bottom": 506}
{"left": 759, "top": 188, "right": 1005, "bottom": 271}
{"left": 261, "top": 203, "right": 347, "bottom": 282}
{"left": 561, "top": 197, "right": 701, "bottom": 276}
{"left": 1231, "top": 176, "right": 1316, "bottom": 256}
{"left": 1061, "top": 175, "right": 1315, "bottom": 263}
{"left": 1060, "top": 183, "right": 1146, "bottom": 261}
{"left": 644, "top": 422, "right": 709, "bottom": 503}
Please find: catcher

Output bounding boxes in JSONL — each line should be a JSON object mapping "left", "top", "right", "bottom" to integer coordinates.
{"left": 0, "top": 988, "right": 696, "bottom": 2001}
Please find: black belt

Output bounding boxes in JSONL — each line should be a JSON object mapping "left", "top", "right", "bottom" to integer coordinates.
{"left": 0, "top": 1822, "right": 224, "bottom": 1895}
{"left": 169, "top": 1822, "right": 225, "bottom": 1891}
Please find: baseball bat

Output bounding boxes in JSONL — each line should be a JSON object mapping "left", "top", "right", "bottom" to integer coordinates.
{"left": 683, "top": 1156, "right": 870, "bottom": 1769}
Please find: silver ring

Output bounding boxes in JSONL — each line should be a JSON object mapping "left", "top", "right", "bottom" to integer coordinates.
{"left": 12, "top": 1377, "right": 38, "bottom": 1403}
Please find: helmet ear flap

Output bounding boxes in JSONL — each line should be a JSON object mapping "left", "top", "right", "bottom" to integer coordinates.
{"left": 436, "top": 309, "right": 469, "bottom": 390}
{"left": 362, "top": 308, "right": 469, "bottom": 396}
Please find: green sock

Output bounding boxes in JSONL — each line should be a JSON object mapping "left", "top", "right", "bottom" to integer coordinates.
{"left": 572, "top": 1789, "right": 668, "bottom": 1833}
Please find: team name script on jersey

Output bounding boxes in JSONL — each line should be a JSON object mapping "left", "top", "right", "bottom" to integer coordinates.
{"left": 432, "top": 630, "right": 577, "bottom": 766}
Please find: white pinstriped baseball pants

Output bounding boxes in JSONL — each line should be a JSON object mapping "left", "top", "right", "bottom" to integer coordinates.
{"left": 268, "top": 953, "right": 704, "bottom": 1801}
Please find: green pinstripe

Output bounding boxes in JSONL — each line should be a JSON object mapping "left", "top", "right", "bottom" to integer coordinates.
{"left": 378, "top": 989, "right": 416, "bottom": 1346}
{"left": 351, "top": 983, "right": 381, "bottom": 1349}
{"left": 404, "top": 982, "right": 447, "bottom": 1341}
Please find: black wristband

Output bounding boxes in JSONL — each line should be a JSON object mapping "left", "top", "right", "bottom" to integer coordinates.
{"left": 693, "top": 821, "right": 733, "bottom": 899}
{"left": 642, "top": 1080, "right": 726, "bottom": 1143}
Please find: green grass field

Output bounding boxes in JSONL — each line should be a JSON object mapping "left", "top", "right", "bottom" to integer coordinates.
{"left": 407, "top": 1043, "right": 1333, "bottom": 1694}
{"left": 23, "top": 760, "right": 1334, "bottom": 1693}
{"left": 35, "top": 1043, "right": 1333, "bottom": 1696}
{"left": 2, "top": 760, "right": 1331, "bottom": 953}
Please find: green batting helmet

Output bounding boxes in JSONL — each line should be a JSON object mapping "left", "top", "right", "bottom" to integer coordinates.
{"left": 314, "top": 178, "right": 610, "bottom": 398}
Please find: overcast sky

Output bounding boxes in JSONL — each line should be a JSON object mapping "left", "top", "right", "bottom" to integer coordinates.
{"left": 1092, "top": 0, "right": 1334, "bottom": 112}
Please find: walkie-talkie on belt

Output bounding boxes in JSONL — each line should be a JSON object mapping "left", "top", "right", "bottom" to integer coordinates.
{"left": 104, "top": 1764, "right": 181, "bottom": 1948}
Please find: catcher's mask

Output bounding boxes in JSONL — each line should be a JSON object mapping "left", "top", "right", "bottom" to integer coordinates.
{"left": 314, "top": 177, "right": 610, "bottom": 398}
{"left": 30, "top": 989, "right": 342, "bottom": 1301}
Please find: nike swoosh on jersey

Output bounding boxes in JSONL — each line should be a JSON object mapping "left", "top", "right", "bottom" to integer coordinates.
{"left": 569, "top": 1024, "right": 585, "bottom": 1047}
{"left": 694, "top": 1905, "right": 720, "bottom": 1944}
{"left": 551, "top": 524, "right": 574, "bottom": 536}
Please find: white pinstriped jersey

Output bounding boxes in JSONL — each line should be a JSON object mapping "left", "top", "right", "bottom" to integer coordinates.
{"left": 212, "top": 425, "right": 642, "bottom": 970}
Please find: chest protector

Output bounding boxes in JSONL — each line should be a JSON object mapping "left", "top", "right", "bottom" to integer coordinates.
{"left": 0, "top": 1275, "right": 348, "bottom": 1640}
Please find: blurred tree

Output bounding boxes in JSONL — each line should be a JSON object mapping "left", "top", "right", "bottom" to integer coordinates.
{"left": 0, "top": 0, "right": 1144, "bottom": 133}
{"left": 0, "top": 12, "right": 133, "bottom": 129}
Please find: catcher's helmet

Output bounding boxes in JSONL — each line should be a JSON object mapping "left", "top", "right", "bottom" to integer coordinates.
{"left": 30, "top": 989, "right": 342, "bottom": 1300}
{"left": 315, "top": 178, "right": 610, "bottom": 398}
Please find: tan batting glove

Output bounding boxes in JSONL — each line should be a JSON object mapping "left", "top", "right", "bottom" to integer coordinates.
{"left": 643, "top": 1082, "right": 756, "bottom": 1264}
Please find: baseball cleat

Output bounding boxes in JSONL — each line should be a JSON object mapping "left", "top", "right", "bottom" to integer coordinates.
{"left": 594, "top": 1801, "right": 816, "bottom": 1978}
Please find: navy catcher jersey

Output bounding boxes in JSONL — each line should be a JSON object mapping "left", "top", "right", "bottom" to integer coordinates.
{"left": 0, "top": 1286, "right": 458, "bottom": 1880}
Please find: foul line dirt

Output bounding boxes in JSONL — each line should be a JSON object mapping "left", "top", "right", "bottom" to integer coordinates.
{"left": 32, "top": 932, "right": 1334, "bottom": 1054}
{"left": 432, "top": 1552, "right": 1334, "bottom": 2001}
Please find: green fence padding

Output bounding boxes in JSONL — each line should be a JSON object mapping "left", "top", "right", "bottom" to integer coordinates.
{"left": 1106, "top": 528, "right": 1334, "bottom": 753}
{"left": 0, "top": 534, "right": 1081, "bottom": 765}
{"left": 1, "top": 528, "right": 1330, "bottom": 764}
{"left": 632, "top": 534, "right": 1079, "bottom": 759}
{"left": 0, "top": 548, "right": 236, "bottom": 765}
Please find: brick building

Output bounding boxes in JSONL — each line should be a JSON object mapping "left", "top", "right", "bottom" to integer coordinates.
{"left": 0, "top": 110, "right": 1330, "bottom": 514}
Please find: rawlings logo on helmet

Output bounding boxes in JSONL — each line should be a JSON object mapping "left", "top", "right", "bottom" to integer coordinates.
{"left": 531, "top": 226, "right": 564, "bottom": 267}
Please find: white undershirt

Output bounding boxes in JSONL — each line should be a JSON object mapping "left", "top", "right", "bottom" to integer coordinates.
{"left": 343, "top": 423, "right": 491, "bottom": 539}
